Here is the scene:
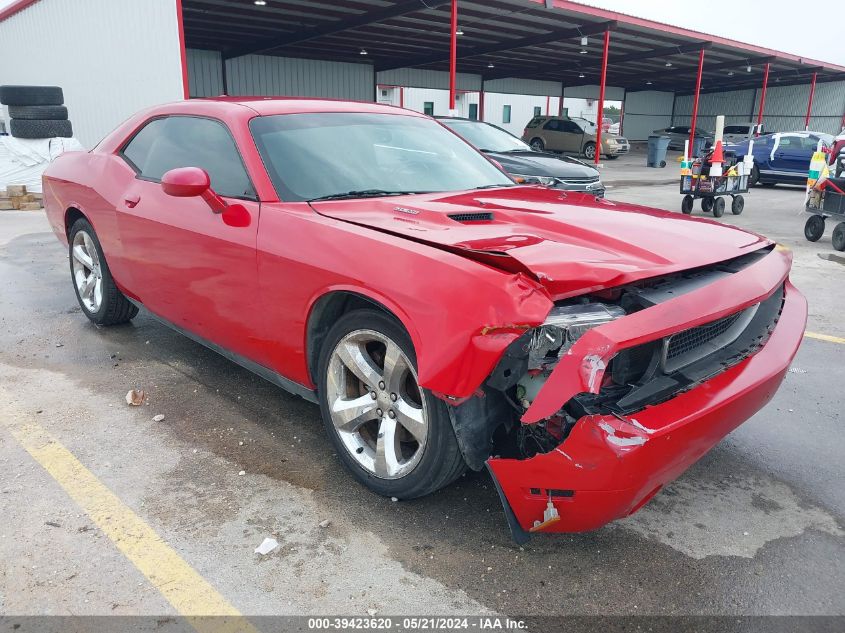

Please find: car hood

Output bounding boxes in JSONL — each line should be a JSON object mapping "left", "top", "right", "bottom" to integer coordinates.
{"left": 485, "top": 150, "right": 599, "bottom": 179}
{"left": 310, "top": 186, "right": 769, "bottom": 299}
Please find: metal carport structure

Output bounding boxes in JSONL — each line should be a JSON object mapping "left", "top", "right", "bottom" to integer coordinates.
{"left": 2, "top": 0, "right": 845, "bottom": 148}
{"left": 179, "top": 0, "right": 845, "bottom": 163}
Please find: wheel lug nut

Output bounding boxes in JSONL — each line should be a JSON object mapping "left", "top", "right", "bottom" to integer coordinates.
{"left": 378, "top": 381, "right": 385, "bottom": 390}
{"left": 388, "top": 410, "right": 396, "bottom": 419}
{"left": 390, "top": 393, "right": 397, "bottom": 402}
{"left": 370, "top": 391, "right": 377, "bottom": 400}
{"left": 376, "top": 408, "right": 383, "bottom": 417}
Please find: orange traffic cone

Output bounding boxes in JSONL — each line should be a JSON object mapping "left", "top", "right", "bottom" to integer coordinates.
{"left": 710, "top": 139, "right": 724, "bottom": 165}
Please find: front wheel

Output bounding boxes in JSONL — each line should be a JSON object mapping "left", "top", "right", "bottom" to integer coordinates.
{"left": 529, "top": 138, "right": 545, "bottom": 151}
{"left": 68, "top": 218, "right": 138, "bottom": 325}
{"left": 713, "top": 197, "right": 726, "bottom": 218}
{"left": 583, "top": 142, "right": 596, "bottom": 160}
{"left": 750, "top": 164, "right": 760, "bottom": 187}
{"left": 317, "top": 309, "right": 466, "bottom": 499}
{"left": 701, "top": 197, "right": 714, "bottom": 213}
{"left": 731, "top": 195, "right": 745, "bottom": 215}
{"left": 681, "top": 195, "right": 694, "bottom": 214}
{"left": 804, "top": 215, "right": 825, "bottom": 242}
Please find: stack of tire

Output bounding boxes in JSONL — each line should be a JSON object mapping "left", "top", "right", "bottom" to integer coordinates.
{"left": 0, "top": 85, "right": 73, "bottom": 139}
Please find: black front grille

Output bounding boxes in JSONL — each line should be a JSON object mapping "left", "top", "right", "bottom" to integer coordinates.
{"left": 448, "top": 212, "right": 494, "bottom": 222}
{"left": 666, "top": 311, "right": 744, "bottom": 360}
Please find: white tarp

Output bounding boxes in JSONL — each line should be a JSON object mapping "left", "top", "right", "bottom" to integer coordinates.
{"left": 0, "top": 136, "right": 85, "bottom": 193}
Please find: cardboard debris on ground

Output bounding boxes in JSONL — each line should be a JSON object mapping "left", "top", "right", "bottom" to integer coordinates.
{"left": 125, "top": 389, "right": 145, "bottom": 406}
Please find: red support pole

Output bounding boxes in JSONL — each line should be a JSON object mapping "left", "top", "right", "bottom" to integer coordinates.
{"left": 594, "top": 28, "right": 610, "bottom": 166}
{"left": 756, "top": 62, "right": 770, "bottom": 133}
{"left": 804, "top": 72, "right": 817, "bottom": 131}
{"left": 559, "top": 95, "right": 564, "bottom": 117}
{"left": 399, "top": 86, "right": 404, "bottom": 109}
{"left": 175, "top": 0, "right": 190, "bottom": 99}
{"left": 479, "top": 89, "right": 485, "bottom": 120}
{"left": 688, "top": 48, "right": 705, "bottom": 157}
{"left": 545, "top": 95, "right": 550, "bottom": 116}
{"left": 449, "top": 0, "right": 458, "bottom": 112}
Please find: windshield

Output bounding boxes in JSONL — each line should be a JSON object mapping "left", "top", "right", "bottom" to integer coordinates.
{"left": 440, "top": 119, "right": 530, "bottom": 153}
{"left": 571, "top": 117, "right": 597, "bottom": 133}
{"left": 250, "top": 113, "right": 514, "bottom": 202}
{"left": 724, "top": 125, "right": 750, "bottom": 134}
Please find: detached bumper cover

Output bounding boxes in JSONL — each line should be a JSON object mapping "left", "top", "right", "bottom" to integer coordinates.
{"left": 487, "top": 248, "right": 806, "bottom": 535}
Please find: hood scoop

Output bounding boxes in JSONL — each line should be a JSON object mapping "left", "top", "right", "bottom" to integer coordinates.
{"left": 447, "top": 211, "right": 494, "bottom": 223}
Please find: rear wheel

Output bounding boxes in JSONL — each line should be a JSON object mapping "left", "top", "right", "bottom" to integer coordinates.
{"left": 833, "top": 223, "right": 845, "bottom": 251}
{"left": 681, "top": 195, "right": 694, "bottom": 214}
{"left": 68, "top": 218, "right": 138, "bottom": 325}
{"left": 804, "top": 215, "right": 825, "bottom": 242}
{"left": 529, "top": 138, "right": 545, "bottom": 151}
{"left": 701, "top": 197, "right": 714, "bottom": 213}
{"left": 713, "top": 197, "right": 726, "bottom": 218}
{"left": 583, "top": 142, "right": 596, "bottom": 160}
{"left": 750, "top": 164, "right": 760, "bottom": 186}
{"left": 317, "top": 309, "right": 465, "bottom": 499}
{"left": 731, "top": 195, "right": 745, "bottom": 215}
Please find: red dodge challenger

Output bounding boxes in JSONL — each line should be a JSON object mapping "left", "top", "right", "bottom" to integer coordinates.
{"left": 43, "top": 98, "right": 806, "bottom": 542}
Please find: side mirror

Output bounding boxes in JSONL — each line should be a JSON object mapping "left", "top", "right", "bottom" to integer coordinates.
{"left": 162, "top": 167, "right": 210, "bottom": 197}
{"left": 161, "top": 167, "right": 229, "bottom": 215}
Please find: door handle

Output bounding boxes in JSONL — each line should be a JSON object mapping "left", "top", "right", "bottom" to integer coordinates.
{"left": 124, "top": 195, "right": 141, "bottom": 208}
{"left": 775, "top": 152, "right": 785, "bottom": 158}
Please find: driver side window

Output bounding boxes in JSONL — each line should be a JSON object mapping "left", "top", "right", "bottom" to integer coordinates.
{"left": 122, "top": 116, "right": 255, "bottom": 199}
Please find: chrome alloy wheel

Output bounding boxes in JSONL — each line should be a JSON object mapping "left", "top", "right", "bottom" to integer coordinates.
{"left": 71, "top": 230, "right": 103, "bottom": 313}
{"left": 326, "top": 329, "right": 428, "bottom": 480}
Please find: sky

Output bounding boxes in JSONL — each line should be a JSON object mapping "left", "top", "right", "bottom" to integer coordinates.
{"left": 1, "top": 0, "right": 842, "bottom": 67}
{"left": 574, "top": 0, "right": 845, "bottom": 66}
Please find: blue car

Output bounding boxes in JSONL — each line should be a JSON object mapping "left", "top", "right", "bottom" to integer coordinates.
{"left": 727, "top": 131, "right": 833, "bottom": 186}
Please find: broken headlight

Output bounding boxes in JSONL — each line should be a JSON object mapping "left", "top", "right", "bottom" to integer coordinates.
{"left": 527, "top": 303, "right": 626, "bottom": 370}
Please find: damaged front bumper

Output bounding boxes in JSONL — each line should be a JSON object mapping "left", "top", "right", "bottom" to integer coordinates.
{"left": 486, "top": 248, "right": 807, "bottom": 542}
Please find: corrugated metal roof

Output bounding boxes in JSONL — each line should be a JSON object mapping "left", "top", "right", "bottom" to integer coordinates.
{"left": 176, "top": 0, "right": 845, "bottom": 91}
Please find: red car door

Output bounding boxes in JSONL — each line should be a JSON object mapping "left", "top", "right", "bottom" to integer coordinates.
{"left": 115, "top": 115, "right": 266, "bottom": 363}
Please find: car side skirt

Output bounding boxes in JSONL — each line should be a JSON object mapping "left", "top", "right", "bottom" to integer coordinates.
{"left": 128, "top": 299, "right": 318, "bottom": 404}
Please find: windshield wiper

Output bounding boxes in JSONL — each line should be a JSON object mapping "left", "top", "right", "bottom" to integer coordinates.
{"left": 473, "top": 183, "right": 518, "bottom": 190}
{"left": 307, "top": 189, "right": 427, "bottom": 202}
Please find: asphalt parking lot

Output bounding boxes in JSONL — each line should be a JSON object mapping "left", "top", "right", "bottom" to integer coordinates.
{"left": 1, "top": 162, "right": 843, "bottom": 620}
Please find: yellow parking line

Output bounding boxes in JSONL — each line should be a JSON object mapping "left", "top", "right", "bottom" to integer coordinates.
{"left": 805, "top": 331, "right": 845, "bottom": 345}
{"left": 4, "top": 403, "right": 258, "bottom": 633}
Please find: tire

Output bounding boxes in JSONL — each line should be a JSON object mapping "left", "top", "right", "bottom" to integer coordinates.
{"left": 606, "top": 155, "right": 619, "bottom": 160}
{"left": 659, "top": 160, "right": 667, "bottom": 168}
{"left": 681, "top": 194, "right": 694, "bottom": 214}
{"left": 0, "top": 85, "right": 63, "bottom": 106}
{"left": 10, "top": 118, "right": 73, "bottom": 139}
{"left": 68, "top": 218, "right": 138, "bottom": 326}
{"left": 731, "top": 195, "right": 745, "bottom": 215}
{"left": 761, "top": 182, "right": 776, "bottom": 188}
{"left": 8, "top": 105, "right": 68, "bottom": 120}
{"left": 833, "top": 222, "right": 845, "bottom": 252}
{"left": 529, "top": 138, "right": 545, "bottom": 151}
{"left": 713, "top": 197, "right": 726, "bottom": 218}
{"left": 583, "top": 142, "right": 596, "bottom": 160}
{"left": 750, "top": 164, "right": 760, "bottom": 187}
{"left": 701, "top": 197, "right": 714, "bottom": 213}
{"left": 317, "top": 309, "right": 466, "bottom": 499}
{"left": 804, "top": 215, "right": 825, "bottom": 242}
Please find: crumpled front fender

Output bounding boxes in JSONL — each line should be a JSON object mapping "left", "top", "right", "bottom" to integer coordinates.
{"left": 522, "top": 246, "right": 794, "bottom": 423}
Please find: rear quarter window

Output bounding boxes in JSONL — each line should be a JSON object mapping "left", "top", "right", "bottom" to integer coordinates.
{"left": 525, "top": 117, "right": 542, "bottom": 128}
